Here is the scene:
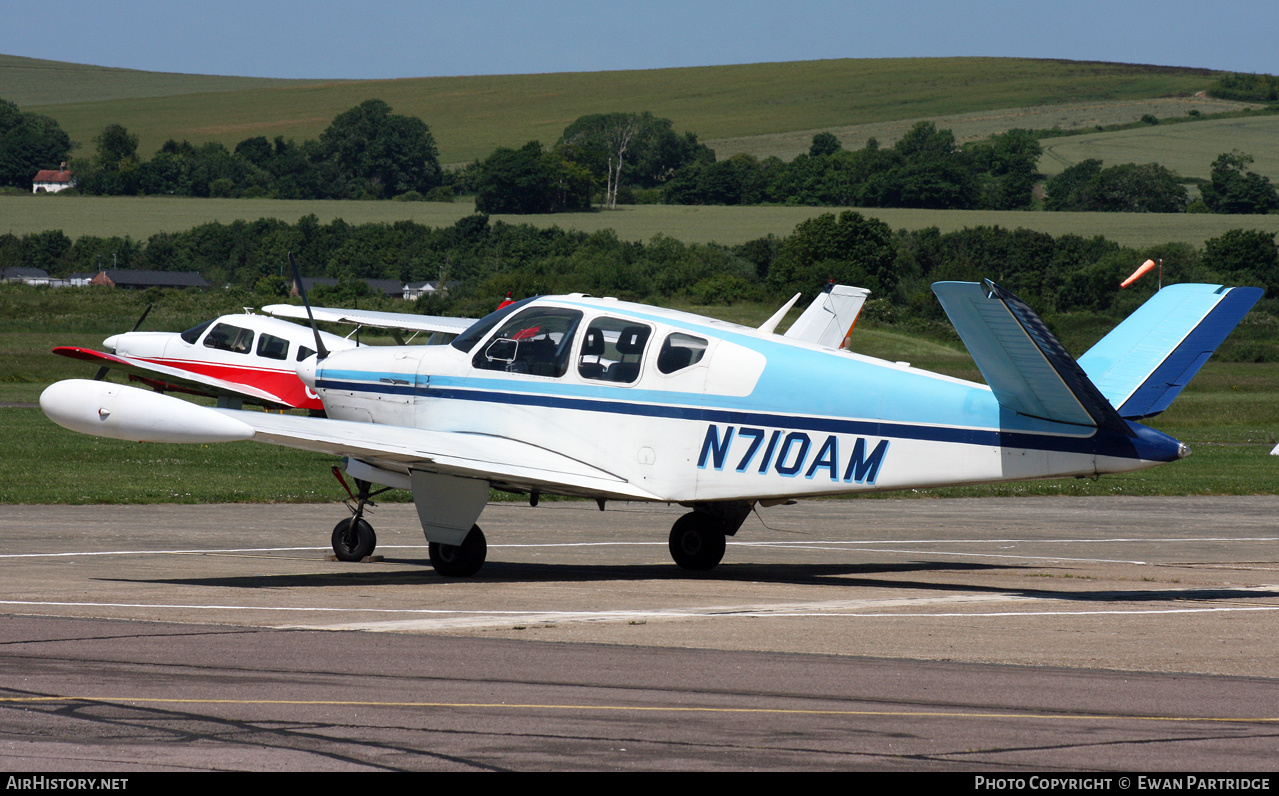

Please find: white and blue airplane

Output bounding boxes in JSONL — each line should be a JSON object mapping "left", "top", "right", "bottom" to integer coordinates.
{"left": 40, "top": 274, "right": 1259, "bottom": 577}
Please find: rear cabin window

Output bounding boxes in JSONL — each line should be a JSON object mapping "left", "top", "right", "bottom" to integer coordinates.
{"left": 202, "top": 323, "right": 254, "bottom": 354}
{"left": 657, "top": 333, "right": 708, "bottom": 374}
{"left": 296, "top": 345, "right": 316, "bottom": 362}
{"left": 256, "top": 333, "right": 290, "bottom": 361}
{"left": 472, "top": 307, "right": 582, "bottom": 377}
{"left": 578, "top": 318, "right": 651, "bottom": 384}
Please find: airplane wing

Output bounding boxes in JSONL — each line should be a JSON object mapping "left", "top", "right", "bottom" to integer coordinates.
{"left": 40, "top": 379, "right": 663, "bottom": 502}
{"left": 225, "top": 408, "right": 662, "bottom": 500}
{"left": 262, "top": 304, "right": 475, "bottom": 336}
{"left": 51, "top": 346, "right": 291, "bottom": 406}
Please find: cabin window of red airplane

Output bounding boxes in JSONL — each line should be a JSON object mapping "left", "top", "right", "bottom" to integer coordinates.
{"left": 473, "top": 307, "right": 583, "bottom": 377}
{"left": 657, "top": 333, "right": 708, "bottom": 374}
{"left": 296, "top": 346, "right": 316, "bottom": 362}
{"left": 203, "top": 323, "right": 254, "bottom": 354}
{"left": 256, "top": 333, "right": 289, "bottom": 361}
{"left": 578, "top": 318, "right": 651, "bottom": 383}
{"left": 180, "top": 320, "right": 213, "bottom": 345}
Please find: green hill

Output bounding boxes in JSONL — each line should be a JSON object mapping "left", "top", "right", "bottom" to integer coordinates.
{"left": 0, "top": 53, "right": 326, "bottom": 106}
{"left": 4, "top": 55, "right": 1222, "bottom": 165}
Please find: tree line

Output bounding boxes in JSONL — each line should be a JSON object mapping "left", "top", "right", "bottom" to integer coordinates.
{"left": 68, "top": 99, "right": 444, "bottom": 200}
{"left": 4, "top": 212, "right": 1274, "bottom": 332}
{"left": 5, "top": 94, "right": 1276, "bottom": 214}
{"left": 467, "top": 114, "right": 1277, "bottom": 215}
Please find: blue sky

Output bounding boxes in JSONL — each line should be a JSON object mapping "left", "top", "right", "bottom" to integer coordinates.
{"left": 2, "top": 0, "right": 1275, "bottom": 79}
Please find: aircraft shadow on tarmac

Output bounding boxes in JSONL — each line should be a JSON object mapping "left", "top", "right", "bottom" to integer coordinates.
{"left": 100, "top": 559, "right": 1009, "bottom": 589}
{"left": 96, "top": 558, "right": 1279, "bottom": 605}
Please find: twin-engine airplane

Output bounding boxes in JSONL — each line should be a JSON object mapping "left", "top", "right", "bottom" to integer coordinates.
{"left": 41, "top": 270, "right": 1259, "bottom": 577}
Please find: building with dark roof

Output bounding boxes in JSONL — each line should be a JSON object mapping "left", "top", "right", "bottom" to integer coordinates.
{"left": 1, "top": 267, "right": 51, "bottom": 283}
{"left": 91, "top": 269, "right": 209, "bottom": 289}
{"left": 293, "top": 276, "right": 406, "bottom": 298}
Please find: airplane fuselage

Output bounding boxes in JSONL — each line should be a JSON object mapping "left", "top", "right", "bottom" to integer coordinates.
{"left": 308, "top": 295, "right": 1184, "bottom": 504}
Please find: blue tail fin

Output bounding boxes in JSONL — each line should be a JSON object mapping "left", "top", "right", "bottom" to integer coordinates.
{"left": 1078, "top": 284, "right": 1262, "bottom": 419}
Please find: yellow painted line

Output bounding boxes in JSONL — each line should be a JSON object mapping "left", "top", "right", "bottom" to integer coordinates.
{"left": 0, "top": 695, "right": 1276, "bottom": 724}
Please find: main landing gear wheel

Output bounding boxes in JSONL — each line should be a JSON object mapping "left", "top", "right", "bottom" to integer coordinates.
{"left": 331, "top": 517, "right": 376, "bottom": 561}
{"left": 668, "top": 512, "right": 727, "bottom": 571}
{"left": 429, "top": 525, "right": 487, "bottom": 577}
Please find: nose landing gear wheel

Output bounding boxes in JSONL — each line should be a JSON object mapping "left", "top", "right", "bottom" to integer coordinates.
{"left": 668, "top": 512, "right": 726, "bottom": 571}
{"left": 429, "top": 525, "right": 487, "bottom": 577}
{"left": 331, "top": 517, "right": 376, "bottom": 561}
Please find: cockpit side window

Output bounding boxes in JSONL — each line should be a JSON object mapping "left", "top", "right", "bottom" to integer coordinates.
{"left": 578, "top": 317, "right": 651, "bottom": 383}
{"left": 657, "top": 333, "right": 708, "bottom": 374}
{"left": 180, "top": 320, "right": 213, "bottom": 345}
{"left": 472, "top": 307, "right": 583, "bottom": 377}
{"left": 256, "top": 333, "right": 290, "bottom": 361}
{"left": 203, "top": 323, "right": 254, "bottom": 354}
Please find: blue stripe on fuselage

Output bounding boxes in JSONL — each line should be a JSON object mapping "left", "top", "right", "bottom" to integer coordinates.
{"left": 315, "top": 374, "right": 1182, "bottom": 462}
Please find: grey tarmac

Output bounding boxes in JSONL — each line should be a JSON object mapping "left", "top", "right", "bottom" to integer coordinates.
{"left": 1, "top": 495, "right": 1277, "bottom": 770}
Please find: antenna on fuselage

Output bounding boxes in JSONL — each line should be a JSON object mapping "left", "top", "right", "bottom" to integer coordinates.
{"left": 288, "top": 252, "right": 329, "bottom": 360}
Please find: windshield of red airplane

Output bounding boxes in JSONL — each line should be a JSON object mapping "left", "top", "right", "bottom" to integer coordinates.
{"left": 450, "top": 296, "right": 537, "bottom": 354}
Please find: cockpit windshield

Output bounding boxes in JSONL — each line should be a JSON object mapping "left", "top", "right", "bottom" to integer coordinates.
{"left": 450, "top": 296, "right": 537, "bottom": 354}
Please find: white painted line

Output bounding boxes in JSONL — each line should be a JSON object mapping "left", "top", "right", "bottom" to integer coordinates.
{"left": 7, "top": 587, "right": 1277, "bottom": 635}
{"left": 742, "top": 542, "right": 1148, "bottom": 564}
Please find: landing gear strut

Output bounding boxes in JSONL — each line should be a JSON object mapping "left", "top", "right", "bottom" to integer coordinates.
{"left": 330, "top": 466, "right": 393, "bottom": 561}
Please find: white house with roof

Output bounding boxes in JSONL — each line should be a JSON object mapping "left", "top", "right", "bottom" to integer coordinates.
{"left": 32, "top": 164, "right": 74, "bottom": 194}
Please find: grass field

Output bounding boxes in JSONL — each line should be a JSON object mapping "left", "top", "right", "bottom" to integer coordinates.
{"left": 0, "top": 54, "right": 326, "bottom": 106}
{"left": 4, "top": 194, "right": 1276, "bottom": 250}
{"left": 8, "top": 56, "right": 1223, "bottom": 166}
{"left": 1038, "top": 114, "right": 1279, "bottom": 179}
{"left": 710, "top": 96, "right": 1267, "bottom": 162}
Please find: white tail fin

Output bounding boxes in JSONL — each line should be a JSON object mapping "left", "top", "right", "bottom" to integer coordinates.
{"left": 782, "top": 283, "right": 870, "bottom": 348}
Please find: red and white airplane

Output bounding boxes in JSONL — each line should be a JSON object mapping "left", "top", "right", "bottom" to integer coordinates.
{"left": 53, "top": 308, "right": 473, "bottom": 412}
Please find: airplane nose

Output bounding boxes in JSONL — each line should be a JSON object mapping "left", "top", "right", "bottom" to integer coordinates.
{"left": 103, "top": 334, "right": 121, "bottom": 353}
{"left": 296, "top": 354, "right": 318, "bottom": 390}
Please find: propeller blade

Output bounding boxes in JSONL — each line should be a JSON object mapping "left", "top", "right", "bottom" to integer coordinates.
{"left": 130, "top": 304, "right": 152, "bottom": 333}
{"left": 288, "top": 252, "right": 329, "bottom": 360}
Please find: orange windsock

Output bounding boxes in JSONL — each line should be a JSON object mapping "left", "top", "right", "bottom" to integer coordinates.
{"left": 1121, "top": 259, "right": 1157, "bottom": 288}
